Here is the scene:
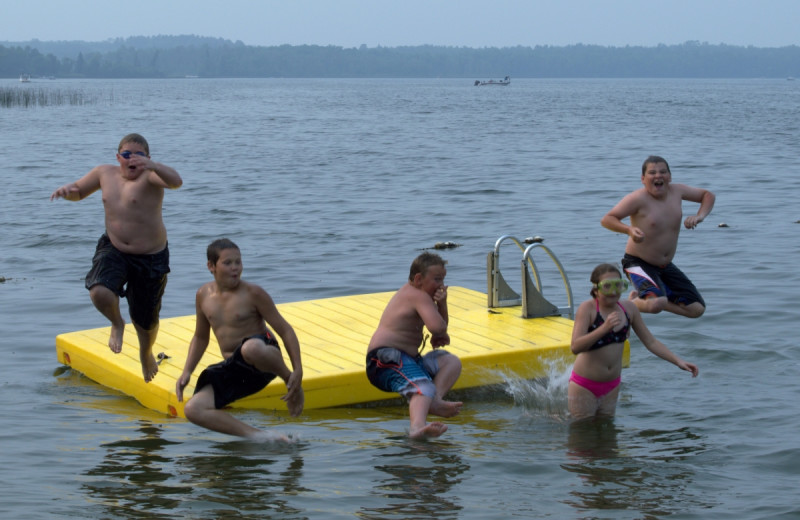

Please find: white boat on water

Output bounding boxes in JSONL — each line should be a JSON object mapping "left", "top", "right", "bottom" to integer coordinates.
{"left": 19, "top": 74, "right": 31, "bottom": 83}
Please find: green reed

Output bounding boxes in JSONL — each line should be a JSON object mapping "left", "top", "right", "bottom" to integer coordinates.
{"left": 0, "top": 87, "right": 105, "bottom": 108}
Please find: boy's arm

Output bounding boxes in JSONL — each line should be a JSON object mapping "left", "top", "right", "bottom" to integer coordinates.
{"left": 50, "top": 166, "right": 102, "bottom": 201}
{"left": 128, "top": 154, "right": 182, "bottom": 189}
{"left": 176, "top": 292, "right": 212, "bottom": 401}
{"left": 253, "top": 287, "right": 303, "bottom": 397}
{"left": 680, "top": 184, "right": 715, "bottom": 229}
{"left": 429, "top": 286, "right": 450, "bottom": 347}
{"left": 416, "top": 289, "right": 448, "bottom": 338}
{"left": 601, "top": 193, "right": 645, "bottom": 242}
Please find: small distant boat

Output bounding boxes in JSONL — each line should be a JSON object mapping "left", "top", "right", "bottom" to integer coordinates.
{"left": 19, "top": 74, "right": 31, "bottom": 83}
{"left": 475, "top": 75, "right": 510, "bottom": 86}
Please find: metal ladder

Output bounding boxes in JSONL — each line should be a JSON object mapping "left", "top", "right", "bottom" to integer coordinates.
{"left": 486, "top": 235, "right": 574, "bottom": 319}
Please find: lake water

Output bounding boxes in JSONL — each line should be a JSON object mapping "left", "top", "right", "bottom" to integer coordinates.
{"left": 1, "top": 77, "right": 799, "bottom": 519}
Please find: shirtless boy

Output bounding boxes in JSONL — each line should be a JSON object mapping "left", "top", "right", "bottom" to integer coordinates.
{"left": 176, "top": 238, "right": 304, "bottom": 440}
{"left": 366, "top": 252, "right": 462, "bottom": 439}
{"left": 601, "top": 155, "right": 715, "bottom": 318}
{"left": 50, "top": 133, "right": 182, "bottom": 381}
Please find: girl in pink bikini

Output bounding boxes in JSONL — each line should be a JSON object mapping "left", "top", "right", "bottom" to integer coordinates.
{"left": 568, "top": 263, "right": 699, "bottom": 419}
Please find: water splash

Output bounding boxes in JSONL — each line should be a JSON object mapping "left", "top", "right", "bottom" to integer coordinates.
{"left": 497, "top": 359, "right": 572, "bottom": 418}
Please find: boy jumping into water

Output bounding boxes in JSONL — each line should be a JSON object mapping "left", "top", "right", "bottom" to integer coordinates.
{"left": 366, "top": 252, "right": 463, "bottom": 439}
{"left": 176, "top": 238, "right": 304, "bottom": 440}
{"left": 50, "top": 133, "right": 182, "bottom": 382}
{"left": 601, "top": 155, "right": 715, "bottom": 318}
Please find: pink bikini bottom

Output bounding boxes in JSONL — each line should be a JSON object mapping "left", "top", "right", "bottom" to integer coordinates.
{"left": 570, "top": 371, "right": 621, "bottom": 398}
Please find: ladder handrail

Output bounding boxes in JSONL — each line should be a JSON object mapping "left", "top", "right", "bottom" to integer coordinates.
{"left": 487, "top": 235, "right": 528, "bottom": 308}
{"left": 521, "top": 243, "right": 574, "bottom": 319}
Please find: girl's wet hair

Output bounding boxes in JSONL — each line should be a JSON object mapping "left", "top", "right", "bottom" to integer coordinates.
{"left": 590, "top": 263, "right": 621, "bottom": 297}
{"left": 207, "top": 238, "right": 239, "bottom": 264}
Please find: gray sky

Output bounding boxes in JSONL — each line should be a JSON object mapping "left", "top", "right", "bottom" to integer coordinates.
{"left": 3, "top": 0, "right": 798, "bottom": 48}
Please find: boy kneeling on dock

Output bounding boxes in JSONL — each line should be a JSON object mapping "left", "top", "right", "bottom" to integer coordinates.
{"left": 176, "top": 238, "right": 304, "bottom": 441}
{"left": 366, "top": 252, "right": 463, "bottom": 439}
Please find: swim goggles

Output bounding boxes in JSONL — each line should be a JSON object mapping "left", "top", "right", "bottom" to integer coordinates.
{"left": 118, "top": 150, "right": 147, "bottom": 159}
{"left": 593, "top": 278, "right": 629, "bottom": 295}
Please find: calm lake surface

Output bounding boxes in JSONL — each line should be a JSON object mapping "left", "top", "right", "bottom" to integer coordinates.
{"left": 1, "top": 77, "right": 799, "bottom": 519}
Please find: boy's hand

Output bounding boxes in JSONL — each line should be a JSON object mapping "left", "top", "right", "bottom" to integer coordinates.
{"left": 433, "top": 285, "right": 448, "bottom": 304}
{"left": 684, "top": 215, "right": 703, "bottom": 229}
{"left": 431, "top": 332, "right": 450, "bottom": 348}
{"left": 628, "top": 226, "right": 645, "bottom": 243}
{"left": 176, "top": 374, "right": 190, "bottom": 402}
{"left": 50, "top": 184, "right": 79, "bottom": 201}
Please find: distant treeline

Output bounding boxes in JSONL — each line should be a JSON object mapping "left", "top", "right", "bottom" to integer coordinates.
{"left": 2, "top": 35, "right": 799, "bottom": 78}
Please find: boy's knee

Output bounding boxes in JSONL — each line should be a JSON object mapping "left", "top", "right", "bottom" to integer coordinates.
{"left": 89, "top": 284, "right": 114, "bottom": 303}
{"left": 183, "top": 398, "right": 200, "bottom": 423}
{"left": 241, "top": 340, "right": 283, "bottom": 374}
{"left": 686, "top": 304, "right": 705, "bottom": 318}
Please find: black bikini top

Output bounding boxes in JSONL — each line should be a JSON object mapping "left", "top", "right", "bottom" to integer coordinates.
{"left": 587, "top": 300, "right": 630, "bottom": 351}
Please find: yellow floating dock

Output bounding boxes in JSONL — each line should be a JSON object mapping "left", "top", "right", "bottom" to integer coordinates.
{"left": 56, "top": 235, "right": 635, "bottom": 418}
{"left": 55, "top": 286, "right": 628, "bottom": 418}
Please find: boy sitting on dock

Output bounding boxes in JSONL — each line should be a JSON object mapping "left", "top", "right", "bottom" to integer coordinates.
{"left": 50, "top": 133, "right": 183, "bottom": 383}
{"left": 176, "top": 238, "right": 304, "bottom": 440}
{"left": 366, "top": 252, "right": 463, "bottom": 439}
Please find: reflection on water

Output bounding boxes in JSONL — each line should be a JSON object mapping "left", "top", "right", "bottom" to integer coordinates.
{"left": 562, "top": 418, "right": 714, "bottom": 517}
{"left": 82, "top": 422, "right": 189, "bottom": 519}
{"left": 360, "top": 439, "right": 469, "bottom": 520}
{"left": 82, "top": 422, "right": 309, "bottom": 519}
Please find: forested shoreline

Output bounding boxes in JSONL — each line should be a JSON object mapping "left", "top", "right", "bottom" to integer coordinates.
{"left": 2, "top": 35, "right": 798, "bottom": 78}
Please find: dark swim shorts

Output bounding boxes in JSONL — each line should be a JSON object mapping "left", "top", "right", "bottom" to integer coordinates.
{"left": 84, "top": 234, "right": 170, "bottom": 330}
{"left": 621, "top": 253, "right": 705, "bottom": 307}
{"left": 194, "top": 333, "right": 280, "bottom": 409}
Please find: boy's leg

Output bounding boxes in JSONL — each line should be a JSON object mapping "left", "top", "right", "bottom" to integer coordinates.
{"left": 408, "top": 394, "right": 447, "bottom": 439}
{"left": 88, "top": 284, "right": 126, "bottom": 353}
{"left": 184, "top": 386, "right": 281, "bottom": 439}
{"left": 630, "top": 293, "right": 668, "bottom": 314}
{"left": 428, "top": 353, "right": 463, "bottom": 418}
{"left": 663, "top": 300, "right": 705, "bottom": 318}
{"left": 240, "top": 338, "right": 304, "bottom": 416}
{"left": 133, "top": 321, "right": 160, "bottom": 383}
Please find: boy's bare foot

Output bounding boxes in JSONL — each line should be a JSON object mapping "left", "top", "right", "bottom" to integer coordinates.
{"left": 286, "top": 387, "right": 305, "bottom": 417}
{"left": 109, "top": 321, "right": 125, "bottom": 353}
{"left": 410, "top": 422, "right": 448, "bottom": 440}
{"left": 429, "top": 399, "right": 463, "bottom": 418}
{"left": 141, "top": 350, "right": 159, "bottom": 383}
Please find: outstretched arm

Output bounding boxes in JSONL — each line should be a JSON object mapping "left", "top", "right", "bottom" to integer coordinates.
{"left": 50, "top": 167, "right": 102, "bottom": 201}
{"left": 628, "top": 303, "right": 699, "bottom": 376}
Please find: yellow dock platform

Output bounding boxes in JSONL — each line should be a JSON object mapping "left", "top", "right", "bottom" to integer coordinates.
{"left": 55, "top": 286, "right": 629, "bottom": 418}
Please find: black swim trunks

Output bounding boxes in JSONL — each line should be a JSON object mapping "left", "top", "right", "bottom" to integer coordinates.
{"left": 85, "top": 234, "right": 170, "bottom": 330}
{"left": 194, "top": 333, "right": 280, "bottom": 409}
{"left": 621, "top": 253, "right": 705, "bottom": 307}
